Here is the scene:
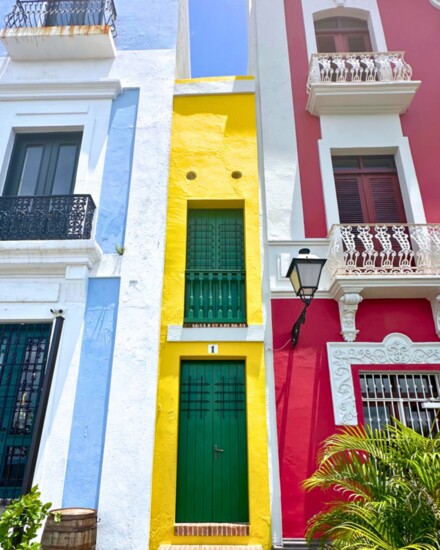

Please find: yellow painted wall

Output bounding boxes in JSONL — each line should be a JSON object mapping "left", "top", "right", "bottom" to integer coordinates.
{"left": 149, "top": 83, "right": 271, "bottom": 550}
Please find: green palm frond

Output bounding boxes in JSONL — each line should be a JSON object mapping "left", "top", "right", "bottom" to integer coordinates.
{"left": 303, "top": 420, "right": 440, "bottom": 550}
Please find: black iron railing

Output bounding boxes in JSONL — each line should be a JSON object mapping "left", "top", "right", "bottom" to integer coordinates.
{"left": 4, "top": 0, "right": 117, "bottom": 37}
{"left": 0, "top": 194, "right": 96, "bottom": 241}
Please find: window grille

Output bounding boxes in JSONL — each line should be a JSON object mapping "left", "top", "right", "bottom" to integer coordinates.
{"left": 360, "top": 372, "right": 440, "bottom": 436}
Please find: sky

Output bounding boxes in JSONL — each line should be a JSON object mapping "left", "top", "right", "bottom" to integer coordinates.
{"left": 189, "top": 0, "right": 248, "bottom": 78}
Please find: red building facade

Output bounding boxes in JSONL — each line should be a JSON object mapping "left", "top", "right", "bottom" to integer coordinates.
{"left": 254, "top": 0, "right": 440, "bottom": 544}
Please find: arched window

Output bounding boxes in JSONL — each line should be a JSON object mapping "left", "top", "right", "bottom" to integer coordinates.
{"left": 314, "top": 16, "right": 372, "bottom": 53}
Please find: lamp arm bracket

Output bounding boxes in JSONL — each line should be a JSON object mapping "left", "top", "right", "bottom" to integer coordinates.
{"left": 291, "top": 302, "right": 309, "bottom": 348}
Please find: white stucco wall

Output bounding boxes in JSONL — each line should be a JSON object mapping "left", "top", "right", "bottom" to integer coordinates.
{"left": 0, "top": 46, "right": 176, "bottom": 550}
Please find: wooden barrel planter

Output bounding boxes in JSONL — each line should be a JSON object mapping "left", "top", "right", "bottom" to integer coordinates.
{"left": 41, "top": 508, "right": 97, "bottom": 550}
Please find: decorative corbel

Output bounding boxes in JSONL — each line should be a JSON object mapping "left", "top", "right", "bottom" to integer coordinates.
{"left": 431, "top": 295, "right": 440, "bottom": 338}
{"left": 339, "top": 293, "right": 363, "bottom": 342}
{"left": 334, "top": 0, "right": 346, "bottom": 5}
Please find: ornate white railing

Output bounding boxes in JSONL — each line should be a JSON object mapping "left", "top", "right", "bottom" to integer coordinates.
{"left": 307, "top": 51, "right": 413, "bottom": 92}
{"left": 327, "top": 224, "right": 440, "bottom": 276}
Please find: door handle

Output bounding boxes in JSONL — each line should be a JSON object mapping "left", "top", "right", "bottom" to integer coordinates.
{"left": 214, "top": 444, "right": 224, "bottom": 459}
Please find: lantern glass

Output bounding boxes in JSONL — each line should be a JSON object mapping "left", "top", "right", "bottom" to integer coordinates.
{"left": 286, "top": 251, "right": 326, "bottom": 304}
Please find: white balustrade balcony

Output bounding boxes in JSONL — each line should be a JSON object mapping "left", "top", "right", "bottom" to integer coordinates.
{"left": 327, "top": 224, "right": 440, "bottom": 341}
{"left": 327, "top": 224, "right": 440, "bottom": 300}
{"left": 306, "top": 51, "right": 420, "bottom": 116}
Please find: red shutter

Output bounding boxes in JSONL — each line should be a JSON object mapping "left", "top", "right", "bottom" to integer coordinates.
{"left": 345, "top": 33, "right": 372, "bottom": 52}
{"left": 316, "top": 34, "right": 338, "bottom": 53}
{"left": 367, "top": 175, "right": 406, "bottom": 223}
{"left": 335, "top": 176, "right": 366, "bottom": 223}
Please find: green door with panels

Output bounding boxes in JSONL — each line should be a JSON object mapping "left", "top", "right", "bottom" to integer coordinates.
{"left": 185, "top": 209, "right": 246, "bottom": 324}
{"left": 0, "top": 324, "right": 51, "bottom": 500}
{"left": 176, "top": 361, "right": 249, "bottom": 523}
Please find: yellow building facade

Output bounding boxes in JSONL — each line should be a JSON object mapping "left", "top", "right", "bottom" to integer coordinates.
{"left": 149, "top": 78, "right": 271, "bottom": 550}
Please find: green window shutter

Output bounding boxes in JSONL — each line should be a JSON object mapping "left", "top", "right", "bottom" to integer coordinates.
{"left": 186, "top": 210, "right": 217, "bottom": 270}
{"left": 185, "top": 210, "right": 246, "bottom": 324}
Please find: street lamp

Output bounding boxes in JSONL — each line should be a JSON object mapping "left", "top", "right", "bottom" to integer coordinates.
{"left": 286, "top": 248, "right": 327, "bottom": 347}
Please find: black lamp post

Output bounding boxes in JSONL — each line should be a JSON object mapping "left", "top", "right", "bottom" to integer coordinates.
{"left": 286, "top": 248, "right": 327, "bottom": 347}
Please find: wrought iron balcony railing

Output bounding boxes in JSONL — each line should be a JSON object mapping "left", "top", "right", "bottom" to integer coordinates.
{"left": 327, "top": 224, "right": 440, "bottom": 276}
{"left": 4, "top": 0, "right": 117, "bottom": 37}
{"left": 0, "top": 194, "right": 96, "bottom": 241}
{"left": 184, "top": 270, "right": 246, "bottom": 325}
{"left": 307, "top": 51, "right": 413, "bottom": 92}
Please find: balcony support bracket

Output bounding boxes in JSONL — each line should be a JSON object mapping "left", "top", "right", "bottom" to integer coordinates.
{"left": 339, "top": 293, "right": 363, "bottom": 342}
{"left": 431, "top": 295, "right": 440, "bottom": 338}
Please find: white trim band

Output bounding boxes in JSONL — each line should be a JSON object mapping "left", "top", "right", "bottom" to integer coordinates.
{"left": 167, "top": 324, "right": 265, "bottom": 342}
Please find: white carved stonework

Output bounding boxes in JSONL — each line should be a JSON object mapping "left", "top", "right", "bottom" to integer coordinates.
{"left": 429, "top": 0, "right": 440, "bottom": 9}
{"left": 431, "top": 296, "right": 440, "bottom": 338}
{"left": 327, "top": 224, "right": 440, "bottom": 276}
{"left": 307, "top": 52, "right": 413, "bottom": 92}
{"left": 339, "top": 293, "right": 363, "bottom": 342}
{"left": 328, "top": 333, "right": 440, "bottom": 425}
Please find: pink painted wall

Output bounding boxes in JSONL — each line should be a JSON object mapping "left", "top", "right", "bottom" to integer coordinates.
{"left": 273, "top": 298, "right": 437, "bottom": 537}
{"left": 378, "top": 0, "right": 440, "bottom": 224}
{"left": 283, "top": 0, "right": 327, "bottom": 238}
{"left": 277, "top": 0, "right": 440, "bottom": 539}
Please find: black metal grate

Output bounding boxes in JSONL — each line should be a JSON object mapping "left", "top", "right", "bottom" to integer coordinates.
{"left": 180, "top": 376, "right": 210, "bottom": 419}
{"left": 4, "top": 0, "right": 117, "bottom": 37}
{"left": 0, "top": 324, "right": 52, "bottom": 503}
{"left": 215, "top": 376, "right": 245, "bottom": 418}
{"left": 0, "top": 194, "right": 95, "bottom": 241}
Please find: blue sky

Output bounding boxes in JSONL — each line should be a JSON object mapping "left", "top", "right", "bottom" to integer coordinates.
{"left": 189, "top": 0, "right": 248, "bottom": 78}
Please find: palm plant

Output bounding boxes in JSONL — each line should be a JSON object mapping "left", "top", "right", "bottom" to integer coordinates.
{"left": 304, "top": 421, "right": 440, "bottom": 549}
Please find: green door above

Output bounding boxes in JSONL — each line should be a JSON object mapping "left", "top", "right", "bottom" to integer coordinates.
{"left": 176, "top": 360, "right": 249, "bottom": 523}
{"left": 185, "top": 210, "right": 246, "bottom": 325}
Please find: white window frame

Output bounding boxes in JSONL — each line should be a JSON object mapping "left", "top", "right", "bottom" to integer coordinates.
{"left": 0, "top": 81, "right": 121, "bottom": 220}
{"left": 301, "top": 0, "right": 387, "bottom": 58}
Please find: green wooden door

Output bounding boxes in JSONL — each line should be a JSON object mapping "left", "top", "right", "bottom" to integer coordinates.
{"left": 0, "top": 324, "right": 52, "bottom": 500}
{"left": 176, "top": 361, "right": 249, "bottom": 523}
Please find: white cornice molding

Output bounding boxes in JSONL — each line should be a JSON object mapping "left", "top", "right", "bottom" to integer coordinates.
{"left": 328, "top": 333, "right": 440, "bottom": 425}
{"left": 307, "top": 81, "right": 421, "bottom": 116}
{"left": 167, "top": 324, "right": 264, "bottom": 342}
{"left": 267, "top": 238, "right": 330, "bottom": 247}
{"left": 0, "top": 239, "right": 102, "bottom": 273}
{"left": 0, "top": 80, "right": 122, "bottom": 102}
{"left": 329, "top": 276, "right": 440, "bottom": 301}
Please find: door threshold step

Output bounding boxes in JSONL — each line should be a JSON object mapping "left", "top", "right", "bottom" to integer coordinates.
{"left": 174, "top": 524, "right": 250, "bottom": 537}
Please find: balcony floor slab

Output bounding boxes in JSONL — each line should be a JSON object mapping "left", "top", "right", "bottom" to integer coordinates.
{"left": 307, "top": 81, "right": 421, "bottom": 116}
{"left": 330, "top": 275, "right": 440, "bottom": 301}
{"left": 0, "top": 25, "right": 116, "bottom": 60}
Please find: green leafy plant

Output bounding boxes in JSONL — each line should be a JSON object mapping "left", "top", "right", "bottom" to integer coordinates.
{"left": 304, "top": 421, "right": 440, "bottom": 549}
{"left": 0, "top": 486, "right": 51, "bottom": 550}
